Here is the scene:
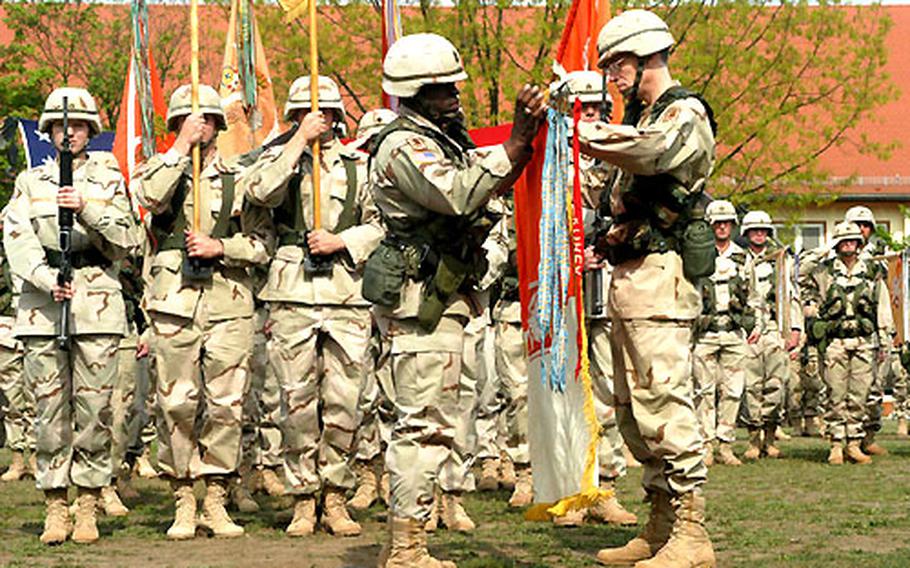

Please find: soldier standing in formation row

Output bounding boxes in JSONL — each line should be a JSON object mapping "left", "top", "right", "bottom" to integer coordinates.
{"left": 5, "top": 87, "right": 140, "bottom": 544}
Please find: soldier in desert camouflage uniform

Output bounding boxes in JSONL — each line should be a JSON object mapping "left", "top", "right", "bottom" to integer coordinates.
{"left": 579, "top": 10, "right": 716, "bottom": 567}
{"left": 240, "top": 76, "right": 383, "bottom": 538}
{"left": 136, "top": 84, "right": 271, "bottom": 540}
{"left": 367, "top": 33, "right": 544, "bottom": 568}
{"left": 4, "top": 87, "right": 139, "bottom": 545}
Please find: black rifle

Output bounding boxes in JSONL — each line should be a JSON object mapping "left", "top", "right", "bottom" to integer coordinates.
{"left": 56, "top": 97, "right": 74, "bottom": 351}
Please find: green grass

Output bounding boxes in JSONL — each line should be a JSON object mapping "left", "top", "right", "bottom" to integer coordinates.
{"left": 2, "top": 423, "right": 910, "bottom": 566}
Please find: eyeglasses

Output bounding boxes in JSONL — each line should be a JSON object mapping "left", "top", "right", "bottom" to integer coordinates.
{"left": 603, "top": 55, "right": 631, "bottom": 77}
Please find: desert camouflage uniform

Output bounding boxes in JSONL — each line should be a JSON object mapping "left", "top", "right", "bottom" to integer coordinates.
{"left": 797, "top": 246, "right": 831, "bottom": 431}
{"left": 371, "top": 107, "right": 518, "bottom": 522}
{"left": 692, "top": 241, "right": 755, "bottom": 446}
{"left": 242, "top": 137, "right": 382, "bottom": 495}
{"left": 241, "top": 302, "right": 283, "bottom": 475}
{"left": 742, "top": 247, "right": 802, "bottom": 431}
{"left": 859, "top": 237, "right": 890, "bottom": 438}
{"left": 803, "top": 255, "right": 891, "bottom": 442}
{"left": 0, "top": 242, "right": 31, "bottom": 459}
{"left": 136, "top": 149, "right": 271, "bottom": 479}
{"left": 4, "top": 151, "right": 138, "bottom": 489}
{"left": 578, "top": 93, "right": 714, "bottom": 497}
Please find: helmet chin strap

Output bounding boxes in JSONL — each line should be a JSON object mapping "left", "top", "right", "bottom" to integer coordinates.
{"left": 621, "top": 56, "right": 647, "bottom": 126}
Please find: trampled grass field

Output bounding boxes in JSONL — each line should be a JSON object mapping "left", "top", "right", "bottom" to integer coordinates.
{"left": 1, "top": 424, "right": 910, "bottom": 567}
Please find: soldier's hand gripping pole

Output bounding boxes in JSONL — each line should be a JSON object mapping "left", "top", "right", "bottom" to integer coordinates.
{"left": 56, "top": 97, "right": 74, "bottom": 351}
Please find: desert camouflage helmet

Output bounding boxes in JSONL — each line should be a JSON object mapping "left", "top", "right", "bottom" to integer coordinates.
{"left": 706, "top": 200, "right": 738, "bottom": 224}
{"left": 166, "top": 84, "right": 226, "bottom": 132}
{"left": 39, "top": 87, "right": 103, "bottom": 136}
{"left": 348, "top": 109, "right": 398, "bottom": 149}
{"left": 284, "top": 75, "right": 346, "bottom": 122}
{"left": 831, "top": 221, "right": 864, "bottom": 248}
{"left": 741, "top": 210, "right": 774, "bottom": 233}
{"left": 565, "top": 71, "right": 605, "bottom": 104}
{"left": 597, "top": 9, "right": 675, "bottom": 68}
{"left": 844, "top": 205, "right": 875, "bottom": 226}
{"left": 382, "top": 33, "right": 468, "bottom": 98}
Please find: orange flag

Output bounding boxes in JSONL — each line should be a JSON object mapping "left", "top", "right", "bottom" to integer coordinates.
{"left": 217, "top": 0, "right": 280, "bottom": 157}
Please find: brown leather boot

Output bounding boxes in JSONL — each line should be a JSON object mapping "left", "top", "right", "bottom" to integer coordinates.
{"left": 763, "top": 426, "right": 781, "bottom": 459}
{"left": 439, "top": 492, "right": 475, "bottom": 532}
{"left": 716, "top": 442, "right": 742, "bottom": 466}
{"left": 167, "top": 480, "right": 197, "bottom": 540}
{"left": 323, "top": 487, "right": 362, "bottom": 537}
{"left": 348, "top": 460, "right": 379, "bottom": 510}
{"left": 477, "top": 457, "right": 501, "bottom": 491}
{"left": 286, "top": 495, "right": 316, "bottom": 536}
{"left": 101, "top": 485, "right": 129, "bottom": 517}
{"left": 40, "top": 488, "right": 70, "bottom": 545}
{"left": 827, "top": 441, "right": 844, "bottom": 465}
{"left": 1, "top": 451, "right": 27, "bottom": 482}
{"left": 200, "top": 477, "right": 244, "bottom": 538}
{"left": 587, "top": 480, "right": 637, "bottom": 526}
{"left": 861, "top": 432, "right": 888, "bottom": 456}
{"left": 635, "top": 490, "right": 716, "bottom": 568}
{"left": 508, "top": 466, "right": 533, "bottom": 508}
{"left": 382, "top": 516, "right": 457, "bottom": 568}
{"left": 596, "top": 490, "right": 673, "bottom": 565}
{"left": 743, "top": 428, "right": 762, "bottom": 461}
{"left": 845, "top": 440, "right": 872, "bottom": 464}
{"left": 72, "top": 488, "right": 101, "bottom": 544}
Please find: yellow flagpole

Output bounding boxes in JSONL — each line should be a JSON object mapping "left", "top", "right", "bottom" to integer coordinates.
{"left": 308, "top": 0, "right": 321, "bottom": 230}
{"left": 190, "top": 0, "right": 201, "bottom": 233}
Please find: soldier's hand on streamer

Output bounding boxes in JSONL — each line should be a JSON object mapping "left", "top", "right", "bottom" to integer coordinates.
{"left": 584, "top": 245, "right": 604, "bottom": 271}
{"left": 57, "top": 185, "right": 84, "bottom": 213}
{"left": 505, "top": 84, "right": 546, "bottom": 162}
{"left": 295, "top": 111, "right": 330, "bottom": 145}
{"left": 136, "top": 341, "right": 150, "bottom": 359}
{"left": 785, "top": 330, "right": 800, "bottom": 351}
{"left": 307, "top": 229, "right": 345, "bottom": 255}
{"left": 184, "top": 230, "right": 224, "bottom": 259}
{"left": 52, "top": 282, "right": 74, "bottom": 303}
{"left": 747, "top": 329, "right": 761, "bottom": 344}
{"left": 174, "top": 113, "right": 206, "bottom": 155}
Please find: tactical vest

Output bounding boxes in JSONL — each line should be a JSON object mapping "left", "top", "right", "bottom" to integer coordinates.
{"left": 754, "top": 248, "right": 781, "bottom": 322}
{"left": 363, "top": 115, "right": 501, "bottom": 331}
{"left": 273, "top": 155, "right": 361, "bottom": 248}
{"left": 597, "top": 86, "right": 717, "bottom": 281}
{"left": 150, "top": 172, "right": 241, "bottom": 253}
{"left": 699, "top": 249, "right": 755, "bottom": 334}
{"left": 818, "top": 258, "right": 883, "bottom": 339}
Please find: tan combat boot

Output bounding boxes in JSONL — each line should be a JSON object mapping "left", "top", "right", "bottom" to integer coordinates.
{"left": 383, "top": 516, "right": 457, "bottom": 568}
{"left": 508, "top": 466, "right": 533, "bottom": 508}
{"left": 40, "top": 488, "right": 70, "bottom": 545}
{"left": 499, "top": 451, "right": 517, "bottom": 489}
{"left": 477, "top": 457, "right": 501, "bottom": 491}
{"left": 763, "top": 426, "right": 781, "bottom": 459}
{"left": 286, "top": 495, "right": 316, "bottom": 536}
{"left": 167, "top": 480, "right": 197, "bottom": 540}
{"left": 323, "top": 487, "right": 362, "bottom": 536}
{"left": 845, "top": 440, "right": 872, "bottom": 465}
{"left": 28, "top": 452, "right": 37, "bottom": 476}
{"left": 636, "top": 490, "right": 716, "bottom": 568}
{"left": 716, "top": 442, "right": 742, "bottom": 466}
{"left": 380, "top": 470, "right": 391, "bottom": 506}
{"left": 623, "top": 443, "right": 642, "bottom": 468}
{"left": 702, "top": 443, "right": 714, "bottom": 467}
{"left": 805, "top": 417, "right": 821, "bottom": 438}
{"left": 101, "top": 485, "right": 129, "bottom": 517}
{"left": 200, "top": 477, "right": 244, "bottom": 538}
{"left": 134, "top": 447, "right": 158, "bottom": 479}
{"left": 588, "top": 480, "right": 638, "bottom": 526}
{"left": 260, "top": 467, "right": 286, "bottom": 497}
{"left": 898, "top": 418, "right": 909, "bottom": 438}
{"left": 596, "top": 490, "right": 674, "bottom": 565}
{"left": 424, "top": 494, "right": 439, "bottom": 532}
{"left": 230, "top": 477, "right": 260, "bottom": 514}
{"left": 827, "top": 441, "right": 844, "bottom": 465}
{"left": 861, "top": 432, "right": 888, "bottom": 456}
{"left": 775, "top": 425, "right": 791, "bottom": 441}
{"left": 553, "top": 507, "right": 585, "bottom": 527}
{"left": 117, "top": 467, "right": 140, "bottom": 501}
{"left": 348, "top": 460, "right": 379, "bottom": 510}
{"left": 72, "top": 488, "right": 101, "bottom": 544}
{"left": 743, "top": 428, "right": 762, "bottom": 461}
{"left": 1, "top": 451, "right": 27, "bottom": 482}
{"left": 439, "top": 491, "right": 475, "bottom": 532}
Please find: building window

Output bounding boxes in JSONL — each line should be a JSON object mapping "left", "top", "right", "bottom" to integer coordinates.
{"left": 773, "top": 222, "right": 826, "bottom": 253}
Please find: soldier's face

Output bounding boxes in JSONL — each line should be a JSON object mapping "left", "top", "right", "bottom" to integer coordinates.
{"left": 747, "top": 228, "right": 768, "bottom": 247}
{"left": 51, "top": 119, "right": 90, "bottom": 154}
{"left": 837, "top": 239, "right": 859, "bottom": 257}
{"left": 713, "top": 221, "right": 733, "bottom": 241}
{"left": 579, "top": 102, "right": 600, "bottom": 122}
{"left": 603, "top": 54, "right": 636, "bottom": 95}
{"left": 417, "top": 83, "right": 462, "bottom": 123}
{"left": 200, "top": 114, "right": 219, "bottom": 145}
{"left": 857, "top": 222, "right": 873, "bottom": 241}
